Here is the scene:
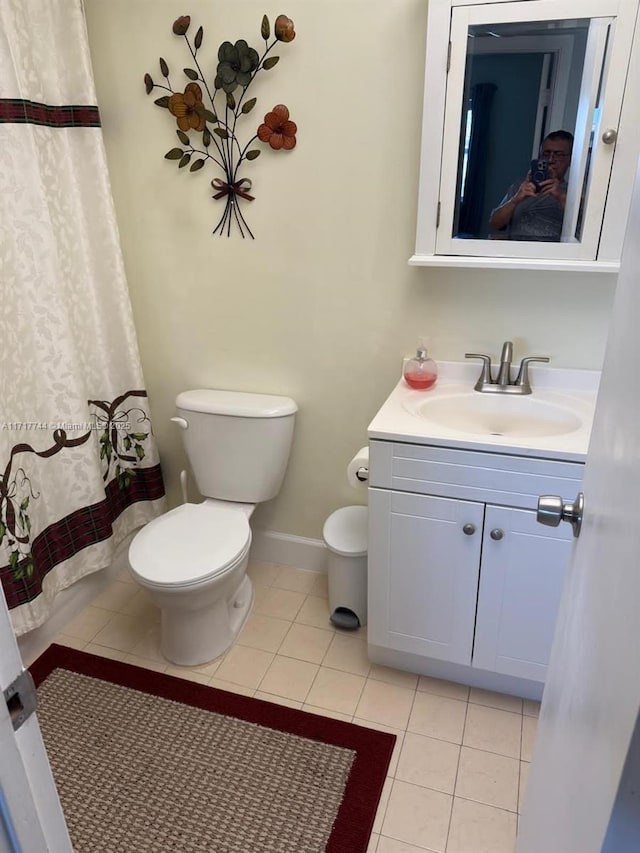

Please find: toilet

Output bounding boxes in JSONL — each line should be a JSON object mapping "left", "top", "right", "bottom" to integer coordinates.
{"left": 128, "top": 388, "right": 297, "bottom": 666}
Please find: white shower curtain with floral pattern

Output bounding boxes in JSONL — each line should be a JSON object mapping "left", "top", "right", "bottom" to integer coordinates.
{"left": 0, "top": 0, "right": 166, "bottom": 634}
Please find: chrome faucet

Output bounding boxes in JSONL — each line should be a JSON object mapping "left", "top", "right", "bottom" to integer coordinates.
{"left": 465, "top": 341, "right": 549, "bottom": 395}
{"left": 496, "top": 340, "right": 513, "bottom": 386}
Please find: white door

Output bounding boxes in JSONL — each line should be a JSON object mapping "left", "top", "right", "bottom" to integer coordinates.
{"left": 516, "top": 156, "right": 640, "bottom": 852}
{"left": 0, "top": 585, "right": 71, "bottom": 852}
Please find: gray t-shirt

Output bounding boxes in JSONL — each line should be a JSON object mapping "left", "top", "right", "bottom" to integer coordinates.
{"left": 495, "top": 180, "right": 567, "bottom": 242}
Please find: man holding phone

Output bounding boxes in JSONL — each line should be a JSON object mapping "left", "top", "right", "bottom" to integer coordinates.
{"left": 489, "top": 130, "right": 574, "bottom": 241}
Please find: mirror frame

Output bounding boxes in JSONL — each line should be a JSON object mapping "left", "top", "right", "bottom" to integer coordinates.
{"left": 411, "top": 0, "right": 640, "bottom": 272}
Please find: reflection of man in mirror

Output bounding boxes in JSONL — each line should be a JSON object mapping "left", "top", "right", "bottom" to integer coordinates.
{"left": 489, "top": 131, "right": 573, "bottom": 241}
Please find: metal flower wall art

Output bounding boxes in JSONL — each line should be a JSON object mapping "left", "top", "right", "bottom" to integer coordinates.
{"left": 144, "top": 13, "right": 297, "bottom": 238}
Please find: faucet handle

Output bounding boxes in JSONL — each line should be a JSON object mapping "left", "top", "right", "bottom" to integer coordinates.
{"left": 465, "top": 353, "right": 494, "bottom": 389}
{"left": 515, "top": 356, "right": 550, "bottom": 391}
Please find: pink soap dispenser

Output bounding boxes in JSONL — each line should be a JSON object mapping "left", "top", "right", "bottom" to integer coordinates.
{"left": 403, "top": 342, "right": 438, "bottom": 390}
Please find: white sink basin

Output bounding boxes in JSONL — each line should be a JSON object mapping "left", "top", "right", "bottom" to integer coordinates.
{"left": 404, "top": 392, "right": 583, "bottom": 438}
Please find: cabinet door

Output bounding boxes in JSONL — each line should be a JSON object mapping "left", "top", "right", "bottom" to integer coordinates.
{"left": 473, "top": 504, "right": 573, "bottom": 682}
{"left": 368, "top": 488, "right": 484, "bottom": 665}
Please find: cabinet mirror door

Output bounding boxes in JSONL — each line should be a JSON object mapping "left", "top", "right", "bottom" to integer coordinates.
{"left": 434, "top": 0, "right": 633, "bottom": 262}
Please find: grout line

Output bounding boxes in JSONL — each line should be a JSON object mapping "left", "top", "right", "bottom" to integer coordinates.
{"left": 444, "top": 700, "right": 469, "bottom": 851}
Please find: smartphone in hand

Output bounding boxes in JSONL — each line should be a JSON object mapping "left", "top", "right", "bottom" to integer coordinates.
{"left": 530, "top": 158, "right": 549, "bottom": 192}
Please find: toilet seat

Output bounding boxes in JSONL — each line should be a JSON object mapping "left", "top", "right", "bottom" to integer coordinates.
{"left": 129, "top": 502, "right": 251, "bottom": 589}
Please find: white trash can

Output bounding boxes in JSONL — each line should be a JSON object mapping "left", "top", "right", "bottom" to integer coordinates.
{"left": 322, "top": 505, "right": 368, "bottom": 629}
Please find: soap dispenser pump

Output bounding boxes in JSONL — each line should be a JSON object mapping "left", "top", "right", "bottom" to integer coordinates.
{"left": 403, "top": 343, "right": 438, "bottom": 390}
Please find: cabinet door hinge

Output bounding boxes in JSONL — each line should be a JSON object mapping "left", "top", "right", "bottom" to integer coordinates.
{"left": 446, "top": 41, "right": 452, "bottom": 73}
{"left": 4, "top": 670, "right": 37, "bottom": 731}
{"left": 436, "top": 201, "right": 441, "bottom": 228}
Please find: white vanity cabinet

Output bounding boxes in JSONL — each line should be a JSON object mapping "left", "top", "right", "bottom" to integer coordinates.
{"left": 367, "top": 440, "right": 581, "bottom": 695}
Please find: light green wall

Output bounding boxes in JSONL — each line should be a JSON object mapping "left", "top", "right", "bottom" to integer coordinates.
{"left": 84, "top": 0, "right": 615, "bottom": 539}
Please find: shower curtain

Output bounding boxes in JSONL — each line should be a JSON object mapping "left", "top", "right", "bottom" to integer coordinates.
{"left": 0, "top": 0, "right": 166, "bottom": 635}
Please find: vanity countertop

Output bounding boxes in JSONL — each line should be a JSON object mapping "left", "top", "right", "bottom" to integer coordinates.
{"left": 368, "top": 362, "right": 599, "bottom": 462}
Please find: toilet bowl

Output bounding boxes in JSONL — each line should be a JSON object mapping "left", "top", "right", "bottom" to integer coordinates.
{"left": 129, "top": 500, "right": 254, "bottom": 665}
{"left": 128, "top": 387, "right": 297, "bottom": 666}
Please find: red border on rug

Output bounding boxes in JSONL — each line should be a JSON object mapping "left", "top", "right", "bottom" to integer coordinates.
{"left": 31, "top": 644, "right": 395, "bottom": 853}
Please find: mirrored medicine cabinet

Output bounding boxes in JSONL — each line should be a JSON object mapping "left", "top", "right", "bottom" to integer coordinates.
{"left": 411, "top": 0, "right": 640, "bottom": 272}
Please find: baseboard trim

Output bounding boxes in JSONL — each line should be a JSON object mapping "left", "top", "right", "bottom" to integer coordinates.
{"left": 250, "top": 529, "right": 328, "bottom": 573}
{"left": 368, "top": 642, "right": 544, "bottom": 701}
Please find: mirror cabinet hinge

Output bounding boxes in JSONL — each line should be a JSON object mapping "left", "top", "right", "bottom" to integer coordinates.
{"left": 446, "top": 42, "right": 451, "bottom": 72}
{"left": 436, "top": 201, "right": 441, "bottom": 227}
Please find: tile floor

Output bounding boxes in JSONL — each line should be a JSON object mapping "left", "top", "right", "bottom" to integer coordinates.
{"left": 52, "top": 559, "right": 539, "bottom": 853}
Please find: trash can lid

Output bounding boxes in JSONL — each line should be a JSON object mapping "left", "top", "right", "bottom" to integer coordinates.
{"left": 322, "top": 505, "right": 368, "bottom": 557}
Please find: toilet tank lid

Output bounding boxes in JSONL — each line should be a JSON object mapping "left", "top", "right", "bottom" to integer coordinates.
{"left": 176, "top": 389, "right": 297, "bottom": 418}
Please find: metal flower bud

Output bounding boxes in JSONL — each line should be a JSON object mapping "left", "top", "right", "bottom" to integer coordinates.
{"left": 274, "top": 15, "right": 295, "bottom": 43}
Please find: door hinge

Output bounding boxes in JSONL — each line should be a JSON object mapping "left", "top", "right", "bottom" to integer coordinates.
{"left": 436, "top": 201, "right": 441, "bottom": 228}
{"left": 4, "top": 670, "right": 37, "bottom": 731}
{"left": 446, "top": 41, "right": 452, "bottom": 73}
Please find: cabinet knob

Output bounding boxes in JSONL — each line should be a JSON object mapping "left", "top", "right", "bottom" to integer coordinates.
{"left": 490, "top": 528, "right": 504, "bottom": 541}
{"left": 462, "top": 523, "right": 476, "bottom": 535}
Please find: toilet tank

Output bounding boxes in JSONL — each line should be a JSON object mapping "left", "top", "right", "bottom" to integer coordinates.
{"left": 175, "top": 389, "right": 297, "bottom": 503}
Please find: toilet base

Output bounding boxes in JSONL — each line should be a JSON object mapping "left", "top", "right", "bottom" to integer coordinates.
{"left": 160, "top": 574, "right": 254, "bottom": 666}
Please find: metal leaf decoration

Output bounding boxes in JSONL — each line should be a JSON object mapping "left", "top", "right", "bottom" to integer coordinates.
{"left": 143, "top": 11, "right": 298, "bottom": 238}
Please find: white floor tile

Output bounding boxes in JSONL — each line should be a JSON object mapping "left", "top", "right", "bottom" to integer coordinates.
{"left": 469, "top": 688, "right": 523, "bottom": 715}
{"left": 83, "top": 643, "right": 128, "bottom": 661}
{"left": 305, "top": 666, "right": 366, "bottom": 715}
{"left": 246, "top": 560, "right": 280, "bottom": 587}
{"left": 521, "top": 715, "right": 538, "bottom": 762}
{"left": 382, "top": 779, "right": 452, "bottom": 852}
{"left": 446, "top": 797, "right": 517, "bottom": 853}
{"left": 295, "top": 594, "right": 332, "bottom": 629}
{"left": 409, "top": 691, "right": 468, "bottom": 744}
{"left": 208, "top": 678, "right": 255, "bottom": 697}
{"left": 237, "top": 613, "right": 292, "bottom": 653}
{"left": 214, "top": 644, "right": 274, "bottom": 689}
{"left": 54, "top": 633, "right": 87, "bottom": 651}
{"left": 254, "top": 691, "right": 303, "bottom": 710}
{"left": 278, "top": 622, "right": 333, "bottom": 664}
{"left": 91, "top": 612, "right": 152, "bottom": 653}
{"left": 377, "top": 837, "right": 432, "bottom": 853}
{"left": 124, "top": 654, "right": 168, "bottom": 674}
{"left": 272, "top": 565, "right": 320, "bottom": 594}
{"left": 463, "top": 704, "right": 521, "bottom": 759}
{"left": 63, "top": 605, "right": 113, "bottom": 641}
{"left": 518, "top": 761, "right": 530, "bottom": 813}
{"left": 455, "top": 746, "right": 519, "bottom": 812}
{"left": 253, "top": 587, "right": 306, "bottom": 621}
{"left": 322, "top": 633, "right": 371, "bottom": 676}
{"left": 369, "top": 664, "right": 419, "bottom": 691}
{"left": 90, "top": 580, "right": 138, "bottom": 613}
{"left": 417, "top": 675, "right": 470, "bottom": 702}
{"left": 396, "top": 732, "right": 460, "bottom": 794}
{"left": 258, "top": 655, "right": 319, "bottom": 702}
{"left": 356, "top": 680, "right": 416, "bottom": 730}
